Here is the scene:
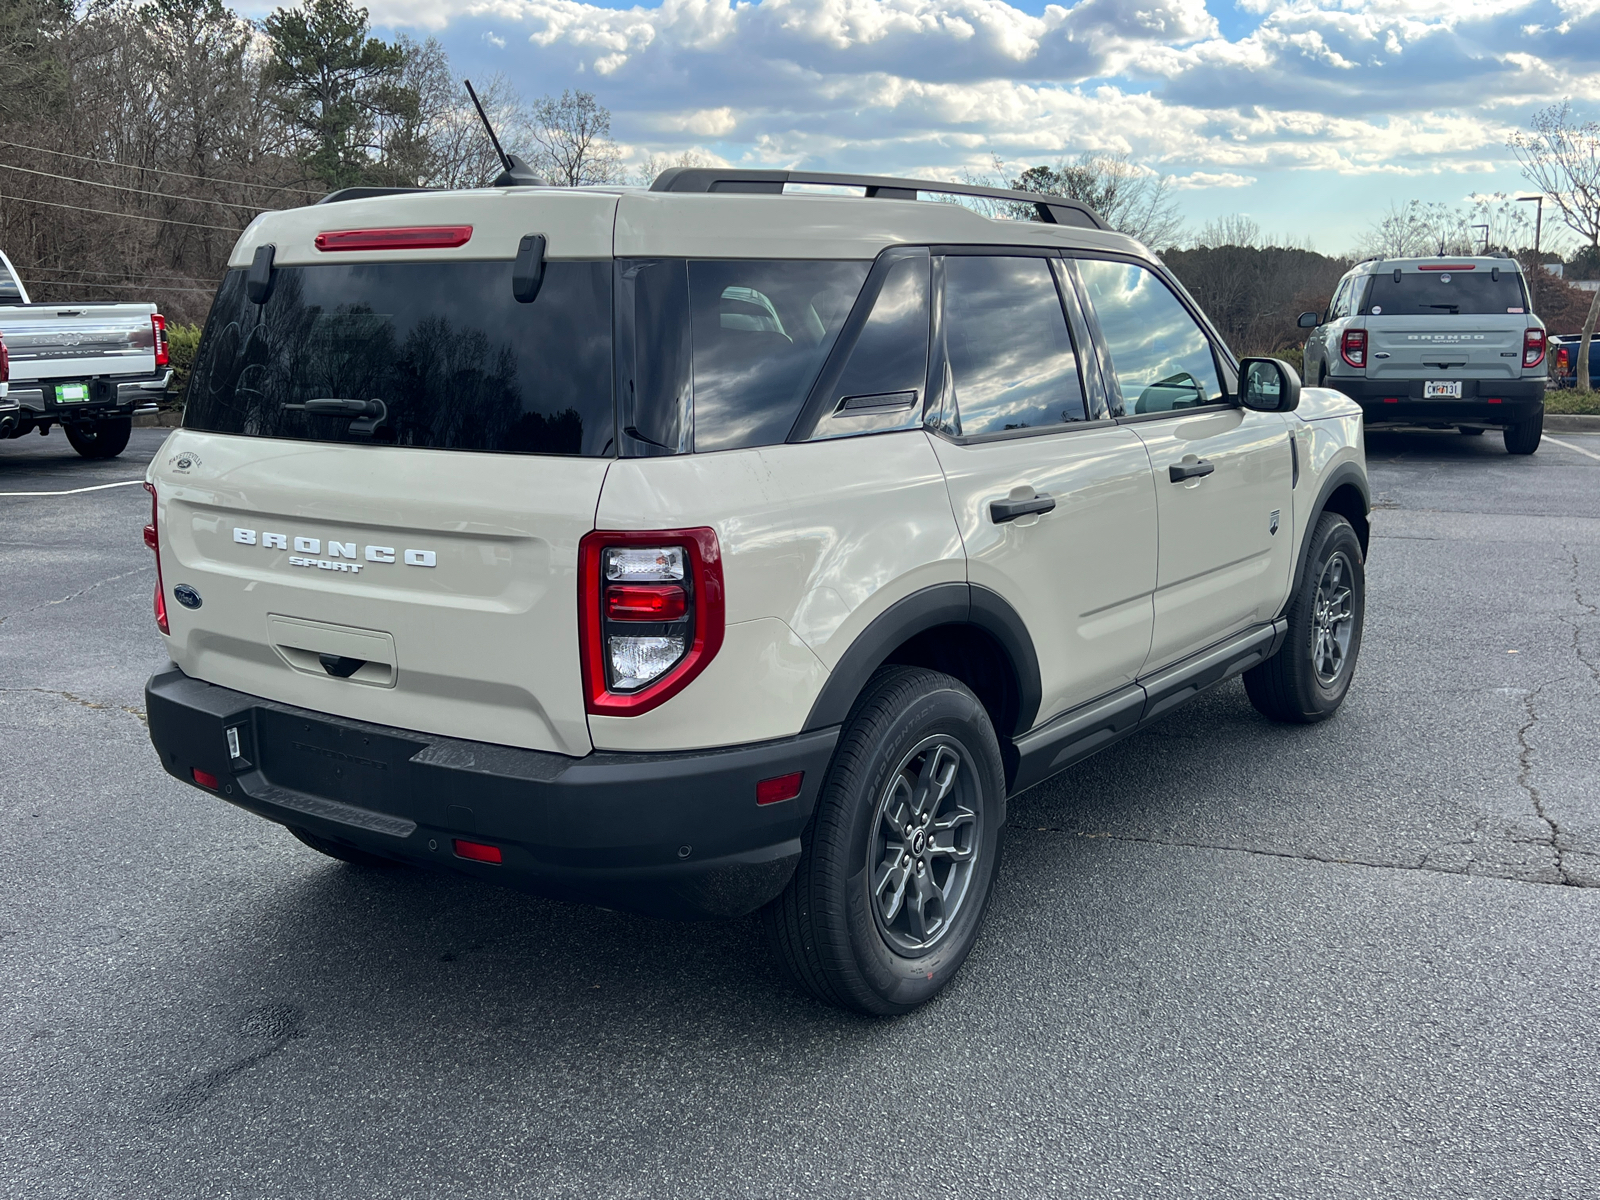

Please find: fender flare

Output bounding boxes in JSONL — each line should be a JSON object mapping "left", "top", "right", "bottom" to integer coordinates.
{"left": 1291, "top": 459, "right": 1370, "bottom": 599}
{"left": 802, "top": 583, "right": 1043, "bottom": 736}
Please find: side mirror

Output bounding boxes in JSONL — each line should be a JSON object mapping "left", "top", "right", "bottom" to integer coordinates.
{"left": 1239, "top": 357, "right": 1302, "bottom": 413}
{"left": 1297, "top": 311, "right": 1319, "bottom": 329}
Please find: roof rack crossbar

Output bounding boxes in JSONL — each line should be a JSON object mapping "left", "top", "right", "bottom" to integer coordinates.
{"left": 649, "top": 168, "right": 1108, "bottom": 231}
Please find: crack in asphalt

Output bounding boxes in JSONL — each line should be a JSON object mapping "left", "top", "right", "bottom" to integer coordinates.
{"left": 1514, "top": 682, "right": 1569, "bottom": 885}
{"left": 0, "top": 563, "right": 152, "bottom": 627}
{"left": 0, "top": 687, "right": 147, "bottom": 725}
{"left": 1566, "top": 547, "right": 1600, "bottom": 688}
{"left": 1038, "top": 827, "right": 1598, "bottom": 888}
{"left": 151, "top": 1004, "right": 306, "bottom": 1121}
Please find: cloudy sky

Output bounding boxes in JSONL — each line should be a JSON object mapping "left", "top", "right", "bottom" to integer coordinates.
{"left": 357, "top": 0, "right": 1600, "bottom": 251}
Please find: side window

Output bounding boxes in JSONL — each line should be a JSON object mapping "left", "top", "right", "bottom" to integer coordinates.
{"left": 0, "top": 261, "right": 21, "bottom": 303}
{"left": 1075, "top": 259, "right": 1223, "bottom": 417}
{"left": 686, "top": 260, "right": 868, "bottom": 452}
{"left": 937, "top": 255, "right": 1087, "bottom": 438}
{"left": 829, "top": 254, "right": 930, "bottom": 411}
{"left": 1330, "top": 277, "right": 1353, "bottom": 321}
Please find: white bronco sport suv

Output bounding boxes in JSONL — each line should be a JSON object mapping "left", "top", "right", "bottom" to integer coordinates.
{"left": 143, "top": 169, "right": 1370, "bottom": 1013}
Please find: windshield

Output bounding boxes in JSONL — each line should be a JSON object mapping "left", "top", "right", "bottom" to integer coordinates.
{"left": 1360, "top": 269, "right": 1528, "bottom": 317}
{"left": 183, "top": 261, "right": 614, "bottom": 456}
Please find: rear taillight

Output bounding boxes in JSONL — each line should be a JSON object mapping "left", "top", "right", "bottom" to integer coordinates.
{"left": 578, "top": 528, "right": 724, "bottom": 715}
{"left": 151, "top": 314, "right": 169, "bottom": 368}
{"left": 1557, "top": 346, "right": 1571, "bottom": 374}
{"left": 1524, "top": 327, "right": 1546, "bottom": 369}
{"left": 0, "top": 332, "right": 8, "bottom": 383}
{"left": 1341, "top": 328, "right": 1367, "bottom": 369}
{"left": 144, "top": 481, "right": 168, "bottom": 635}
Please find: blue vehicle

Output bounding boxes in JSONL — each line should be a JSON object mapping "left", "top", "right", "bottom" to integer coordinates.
{"left": 1550, "top": 333, "right": 1600, "bottom": 389}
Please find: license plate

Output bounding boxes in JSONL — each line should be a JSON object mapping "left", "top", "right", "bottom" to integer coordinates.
{"left": 1423, "top": 380, "right": 1462, "bottom": 399}
{"left": 55, "top": 382, "right": 90, "bottom": 404}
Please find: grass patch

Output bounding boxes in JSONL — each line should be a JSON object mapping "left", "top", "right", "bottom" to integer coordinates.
{"left": 1546, "top": 390, "right": 1600, "bottom": 415}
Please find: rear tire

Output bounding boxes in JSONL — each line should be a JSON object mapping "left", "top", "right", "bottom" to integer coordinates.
{"left": 1244, "top": 512, "right": 1365, "bottom": 724}
{"left": 1504, "top": 407, "right": 1543, "bottom": 455}
{"left": 763, "top": 667, "right": 1006, "bottom": 1015}
{"left": 289, "top": 825, "right": 398, "bottom": 869}
{"left": 65, "top": 417, "right": 132, "bottom": 459}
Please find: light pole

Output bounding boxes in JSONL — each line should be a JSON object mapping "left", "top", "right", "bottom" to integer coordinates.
{"left": 1516, "top": 194, "right": 1543, "bottom": 257}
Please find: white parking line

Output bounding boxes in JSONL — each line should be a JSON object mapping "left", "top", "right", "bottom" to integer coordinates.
{"left": 0, "top": 478, "right": 145, "bottom": 497}
{"left": 1545, "top": 435, "right": 1600, "bottom": 463}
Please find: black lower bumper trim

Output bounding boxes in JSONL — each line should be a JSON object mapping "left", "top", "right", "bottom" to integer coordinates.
{"left": 1323, "top": 376, "right": 1545, "bottom": 426}
{"left": 145, "top": 666, "right": 839, "bottom": 918}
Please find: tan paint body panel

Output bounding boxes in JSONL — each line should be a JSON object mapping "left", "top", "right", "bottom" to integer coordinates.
{"left": 931, "top": 424, "right": 1158, "bottom": 725}
{"left": 148, "top": 429, "right": 604, "bottom": 755}
{"left": 592, "top": 432, "right": 964, "bottom": 750}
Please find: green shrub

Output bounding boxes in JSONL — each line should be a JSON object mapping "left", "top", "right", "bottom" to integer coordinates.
{"left": 1546, "top": 389, "right": 1600, "bottom": 415}
{"left": 164, "top": 323, "right": 203, "bottom": 409}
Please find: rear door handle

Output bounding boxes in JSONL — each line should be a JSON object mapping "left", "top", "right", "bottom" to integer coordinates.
{"left": 1169, "top": 460, "right": 1215, "bottom": 482}
{"left": 990, "top": 493, "right": 1056, "bottom": 524}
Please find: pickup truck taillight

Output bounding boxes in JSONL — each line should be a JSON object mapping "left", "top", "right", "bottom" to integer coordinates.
{"left": 1556, "top": 346, "right": 1571, "bottom": 375}
{"left": 1524, "top": 327, "right": 1546, "bottom": 369}
{"left": 0, "top": 331, "right": 8, "bottom": 384}
{"left": 151, "top": 314, "right": 169, "bottom": 368}
{"left": 578, "top": 528, "right": 724, "bottom": 715}
{"left": 143, "top": 482, "right": 168, "bottom": 635}
{"left": 1340, "top": 328, "right": 1366, "bottom": 369}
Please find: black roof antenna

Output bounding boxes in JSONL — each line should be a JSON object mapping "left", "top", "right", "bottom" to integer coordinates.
{"left": 464, "top": 79, "right": 544, "bottom": 187}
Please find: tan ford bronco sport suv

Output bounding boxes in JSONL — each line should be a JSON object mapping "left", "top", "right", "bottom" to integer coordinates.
{"left": 143, "top": 169, "right": 1370, "bottom": 1013}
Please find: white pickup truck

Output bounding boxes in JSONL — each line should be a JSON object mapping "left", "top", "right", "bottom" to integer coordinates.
{"left": 0, "top": 250, "right": 172, "bottom": 458}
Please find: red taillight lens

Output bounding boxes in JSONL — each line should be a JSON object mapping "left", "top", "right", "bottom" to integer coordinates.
{"left": 315, "top": 226, "right": 473, "bottom": 252}
{"left": 192, "top": 768, "right": 218, "bottom": 789}
{"left": 1524, "top": 327, "right": 1546, "bottom": 369}
{"left": 578, "top": 528, "right": 725, "bottom": 716}
{"left": 756, "top": 772, "right": 804, "bottom": 806}
{"left": 1341, "top": 328, "right": 1367, "bottom": 369}
{"left": 1557, "top": 347, "right": 1570, "bottom": 373}
{"left": 606, "top": 584, "right": 688, "bottom": 621}
{"left": 453, "top": 839, "right": 502, "bottom": 864}
{"left": 1418, "top": 264, "right": 1475, "bottom": 271}
{"left": 144, "top": 482, "right": 168, "bottom": 634}
{"left": 0, "top": 333, "right": 9, "bottom": 384}
{"left": 151, "top": 313, "right": 169, "bottom": 368}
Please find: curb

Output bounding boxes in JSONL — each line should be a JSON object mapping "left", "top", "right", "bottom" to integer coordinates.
{"left": 134, "top": 411, "right": 183, "bottom": 428}
{"left": 1545, "top": 414, "right": 1600, "bottom": 433}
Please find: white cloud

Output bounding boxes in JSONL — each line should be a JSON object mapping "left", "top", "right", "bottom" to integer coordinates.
{"left": 1172, "top": 170, "right": 1258, "bottom": 188}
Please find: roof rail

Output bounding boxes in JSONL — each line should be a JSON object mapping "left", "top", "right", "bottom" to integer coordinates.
{"left": 649, "top": 168, "right": 1109, "bottom": 232}
{"left": 318, "top": 186, "right": 436, "bottom": 205}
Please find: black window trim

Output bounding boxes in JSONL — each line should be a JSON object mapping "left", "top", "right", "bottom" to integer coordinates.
{"left": 921, "top": 245, "right": 1099, "bottom": 446}
{"left": 1062, "top": 249, "right": 1241, "bottom": 423}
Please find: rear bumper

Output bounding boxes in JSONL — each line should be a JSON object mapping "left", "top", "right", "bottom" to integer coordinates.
{"left": 145, "top": 666, "right": 838, "bottom": 919}
{"left": 13, "top": 369, "right": 171, "bottom": 417}
{"left": 1324, "top": 376, "right": 1545, "bottom": 425}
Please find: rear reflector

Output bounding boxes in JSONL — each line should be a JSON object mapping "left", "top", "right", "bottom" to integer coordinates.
{"left": 756, "top": 772, "right": 804, "bottom": 806}
{"left": 453, "top": 839, "right": 503, "bottom": 864}
{"left": 315, "top": 226, "right": 473, "bottom": 252}
{"left": 191, "top": 768, "right": 218, "bottom": 789}
{"left": 1487, "top": 397, "right": 1503, "bottom": 404}
{"left": 1383, "top": 398, "right": 1399, "bottom": 404}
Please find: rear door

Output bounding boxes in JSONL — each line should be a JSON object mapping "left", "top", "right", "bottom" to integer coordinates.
{"left": 1072, "top": 256, "right": 1293, "bottom": 672}
{"left": 927, "top": 252, "right": 1157, "bottom": 725}
{"left": 152, "top": 198, "right": 618, "bottom": 756}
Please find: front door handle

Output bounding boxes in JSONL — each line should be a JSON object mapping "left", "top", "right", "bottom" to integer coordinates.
{"left": 990, "top": 493, "right": 1056, "bottom": 524}
{"left": 1169, "top": 459, "right": 1215, "bottom": 482}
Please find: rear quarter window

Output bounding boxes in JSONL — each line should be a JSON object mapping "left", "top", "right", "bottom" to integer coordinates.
{"left": 183, "top": 260, "right": 614, "bottom": 456}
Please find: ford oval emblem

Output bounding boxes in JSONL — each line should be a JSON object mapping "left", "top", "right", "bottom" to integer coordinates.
{"left": 173, "top": 584, "right": 202, "bottom": 610}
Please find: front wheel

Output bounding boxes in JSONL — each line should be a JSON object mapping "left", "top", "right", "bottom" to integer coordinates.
{"left": 763, "top": 667, "right": 1006, "bottom": 1015}
{"left": 65, "top": 417, "right": 132, "bottom": 459}
{"left": 1504, "top": 407, "right": 1543, "bottom": 455}
{"left": 1244, "top": 512, "right": 1365, "bottom": 724}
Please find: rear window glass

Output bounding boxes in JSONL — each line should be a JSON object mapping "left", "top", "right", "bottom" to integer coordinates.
{"left": 1360, "top": 269, "right": 1528, "bottom": 316}
{"left": 0, "top": 261, "right": 22, "bottom": 303}
{"left": 183, "top": 261, "right": 614, "bottom": 456}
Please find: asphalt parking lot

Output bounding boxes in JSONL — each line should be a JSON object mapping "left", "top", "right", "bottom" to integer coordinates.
{"left": 3, "top": 424, "right": 1599, "bottom": 1198}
